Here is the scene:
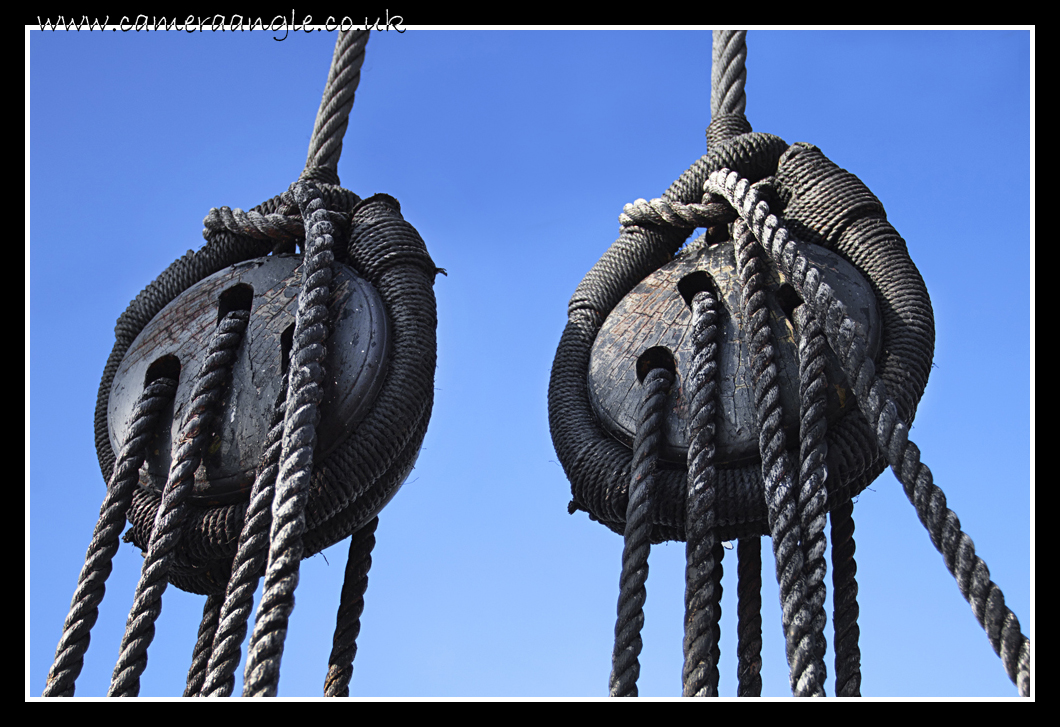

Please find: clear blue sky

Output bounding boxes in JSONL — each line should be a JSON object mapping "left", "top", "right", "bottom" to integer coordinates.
{"left": 30, "top": 28, "right": 1032, "bottom": 698}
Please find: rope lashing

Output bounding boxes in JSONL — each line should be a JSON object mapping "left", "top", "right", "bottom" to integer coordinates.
{"left": 45, "top": 29, "right": 440, "bottom": 697}
{"left": 547, "top": 29, "right": 1029, "bottom": 697}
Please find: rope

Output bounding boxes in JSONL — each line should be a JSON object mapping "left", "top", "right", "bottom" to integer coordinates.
{"left": 43, "top": 377, "right": 177, "bottom": 697}
{"left": 682, "top": 289, "right": 721, "bottom": 697}
{"left": 794, "top": 303, "right": 830, "bottom": 689}
{"left": 303, "top": 30, "right": 370, "bottom": 183}
{"left": 733, "top": 215, "right": 825, "bottom": 696}
{"left": 736, "top": 537, "right": 763, "bottom": 696}
{"left": 109, "top": 308, "right": 251, "bottom": 696}
{"left": 711, "top": 30, "right": 747, "bottom": 118}
{"left": 706, "top": 166, "right": 1032, "bottom": 696}
{"left": 324, "top": 516, "right": 379, "bottom": 697}
{"left": 242, "top": 182, "right": 335, "bottom": 697}
{"left": 184, "top": 594, "right": 223, "bottom": 696}
{"left": 829, "top": 498, "right": 862, "bottom": 696}
{"left": 198, "top": 374, "right": 289, "bottom": 697}
{"left": 610, "top": 366, "right": 673, "bottom": 697}
{"left": 709, "top": 30, "right": 752, "bottom": 151}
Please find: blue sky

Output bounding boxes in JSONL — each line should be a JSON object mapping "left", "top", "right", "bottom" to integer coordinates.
{"left": 29, "top": 28, "right": 1032, "bottom": 698}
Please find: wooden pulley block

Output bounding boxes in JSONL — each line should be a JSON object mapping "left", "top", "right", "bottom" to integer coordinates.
{"left": 107, "top": 254, "right": 390, "bottom": 504}
{"left": 587, "top": 234, "right": 881, "bottom": 466}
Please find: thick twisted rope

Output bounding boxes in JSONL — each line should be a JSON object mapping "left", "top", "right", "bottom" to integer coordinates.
{"left": 324, "top": 516, "right": 379, "bottom": 697}
{"left": 242, "top": 181, "right": 335, "bottom": 696}
{"left": 109, "top": 309, "right": 250, "bottom": 696}
{"left": 197, "top": 375, "right": 289, "bottom": 697}
{"left": 736, "top": 537, "right": 763, "bottom": 696}
{"left": 795, "top": 303, "right": 830, "bottom": 685}
{"left": 610, "top": 366, "right": 673, "bottom": 697}
{"left": 620, "top": 198, "right": 736, "bottom": 229}
{"left": 43, "top": 377, "right": 177, "bottom": 697}
{"left": 682, "top": 289, "right": 722, "bottom": 696}
{"left": 303, "top": 30, "right": 369, "bottom": 182}
{"left": 709, "top": 30, "right": 752, "bottom": 149}
{"left": 712, "top": 30, "right": 747, "bottom": 118}
{"left": 830, "top": 498, "right": 862, "bottom": 696}
{"left": 707, "top": 167, "right": 1031, "bottom": 696}
{"left": 184, "top": 594, "right": 224, "bottom": 696}
{"left": 733, "top": 216, "right": 824, "bottom": 696}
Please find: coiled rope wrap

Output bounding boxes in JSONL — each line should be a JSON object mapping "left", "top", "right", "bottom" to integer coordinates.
{"left": 91, "top": 187, "right": 439, "bottom": 597}
{"left": 548, "top": 134, "right": 933, "bottom": 545}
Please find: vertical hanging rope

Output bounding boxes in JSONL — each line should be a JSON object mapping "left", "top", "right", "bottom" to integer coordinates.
{"left": 709, "top": 30, "right": 752, "bottom": 149}
{"left": 794, "top": 303, "right": 830, "bottom": 687}
{"left": 736, "top": 537, "right": 763, "bottom": 696}
{"left": 43, "top": 376, "right": 178, "bottom": 697}
{"left": 830, "top": 498, "right": 862, "bottom": 696}
{"left": 197, "top": 374, "right": 289, "bottom": 697}
{"left": 610, "top": 366, "right": 673, "bottom": 697}
{"left": 242, "top": 182, "right": 335, "bottom": 697}
{"left": 733, "top": 215, "right": 825, "bottom": 696}
{"left": 324, "top": 516, "right": 379, "bottom": 697}
{"left": 184, "top": 594, "right": 224, "bottom": 696}
{"left": 109, "top": 308, "right": 251, "bottom": 696}
{"left": 682, "top": 288, "right": 721, "bottom": 697}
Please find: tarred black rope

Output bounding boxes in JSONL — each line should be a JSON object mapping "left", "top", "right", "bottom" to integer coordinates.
{"left": 243, "top": 181, "right": 335, "bottom": 696}
{"left": 708, "top": 166, "right": 1031, "bottom": 696}
{"left": 109, "top": 309, "right": 250, "bottom": 696}
{"left": 733, "top": 215, "right": 824, "bottom": 696}
{"left": 43, "top": 376, "right": 177, "bottom": 697}
{"left": 199, "top": 374, "right": 289, "bottom": 697}
{"left": 830, "top": 497, "right": 862, "bottom": 696}
{"left": 795, "top": 303, "right": 830, "bottom": 686}
{"left": 610, "top": 366, "right": 673, "bottom": 697}
{"left": 707, "top": 543, "right": 724, "bottom": 694}
{"left": 184, "top": 594, "right": 223, "bottom": 696}
{"left": 736, "top": 537, "right": 763, "bottom": 696}
{"left": 324, "top": 516, "right": 379, "bottom": 697}
{"left": 682, "top": 289, "right": 722, "bottom": 696}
